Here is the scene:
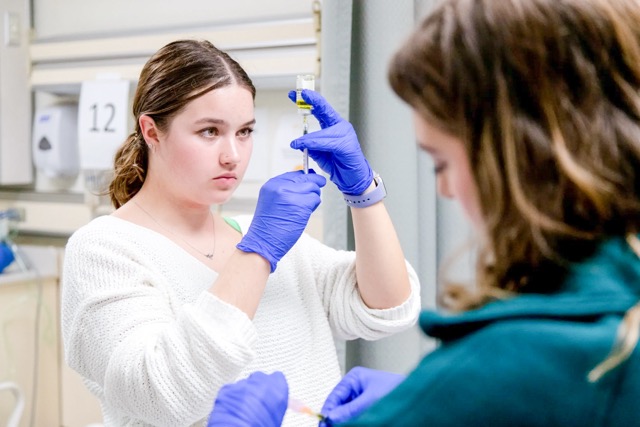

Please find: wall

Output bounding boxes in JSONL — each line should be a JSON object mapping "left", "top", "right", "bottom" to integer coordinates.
{"left": 0, "top": 0, "right": 31, "bottom": 185}
{"left": 0, "top": 0, "right": 322, "bottom": 240}
{"left": 33, "top": 0, "right": 316, "bottom": 39}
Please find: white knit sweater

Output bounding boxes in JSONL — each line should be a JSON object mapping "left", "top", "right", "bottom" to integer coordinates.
{"left": 61, "top": 215, "right": 421, "bottom": 427}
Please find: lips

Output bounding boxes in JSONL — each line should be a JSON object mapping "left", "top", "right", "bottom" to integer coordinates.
{"left": 214, "top": 173, "right": 237, "bottom": 180}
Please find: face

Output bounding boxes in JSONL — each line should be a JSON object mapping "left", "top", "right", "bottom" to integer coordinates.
{"left": 145, "top": 84, "right": 255, "bottom": 206}
{"left": 413, "top": 112, "right": 483, "bottom": 229}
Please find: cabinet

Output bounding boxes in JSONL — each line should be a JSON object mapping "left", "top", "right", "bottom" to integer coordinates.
{"left": 0, "top": 245, "right": 102, "bottom": 427}
{"left": 0, "top": 270, "right": 59, "bottom": 426}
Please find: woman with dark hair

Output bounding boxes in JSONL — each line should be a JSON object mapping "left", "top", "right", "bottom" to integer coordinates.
{"left": 61, "top": 39, "right": 420, "bottom": 426}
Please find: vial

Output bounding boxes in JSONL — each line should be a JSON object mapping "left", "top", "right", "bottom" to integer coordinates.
{"left": 296, "top": 74, "right": 315, "bottom": 115}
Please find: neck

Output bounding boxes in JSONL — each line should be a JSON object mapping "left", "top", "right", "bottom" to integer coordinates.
{"left": 133, "top": 190, "right": 214, "bottom": 230}
{"left": 130, "top": 194, "right": 217, "bottom": 261}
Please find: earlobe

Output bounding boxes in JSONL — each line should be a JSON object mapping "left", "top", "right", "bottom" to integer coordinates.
{"left": 139, "top": 115, "right": 160, "bottom": 147}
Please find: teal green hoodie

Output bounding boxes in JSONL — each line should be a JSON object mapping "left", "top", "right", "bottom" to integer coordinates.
{"left": 340, "top": 237, "right": 640, "bottom": 426}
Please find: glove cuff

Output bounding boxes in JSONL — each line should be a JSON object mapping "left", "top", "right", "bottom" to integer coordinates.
{"left": 343, "top": 173, "right": 387, "bottom": 208}
{"left": 236, "top": 240, "right": 278, "bottom": 273}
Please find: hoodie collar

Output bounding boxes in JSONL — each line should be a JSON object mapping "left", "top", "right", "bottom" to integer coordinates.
{"left": 421, "top": 236, "right": 640, "bottom": 340}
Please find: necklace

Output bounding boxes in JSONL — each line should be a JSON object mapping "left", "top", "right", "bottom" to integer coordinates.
{"left": 133, "top": 200, "right": 216, "bottom": 259}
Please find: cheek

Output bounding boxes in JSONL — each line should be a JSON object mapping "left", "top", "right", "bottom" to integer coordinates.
{"left": 173, "top": 145, "right": 204, "bottom": 170}
{"left": 159, "top": 135, "right": 198, "bottom": 172}
{"left": 238, "top": 140, "right": 254, "bottom": 168}
{"left": 244, "top": 139, "right": 254, "bottom": 157}
{"left": 455, "top": 171, "right": 483, "bottom": 228}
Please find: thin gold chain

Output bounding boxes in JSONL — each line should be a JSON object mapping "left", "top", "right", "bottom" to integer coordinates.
{"left": 133, "top": 200, "right": 216, "bottom": 259}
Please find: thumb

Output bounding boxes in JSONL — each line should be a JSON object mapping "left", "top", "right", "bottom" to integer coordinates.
{"left": 325, "top": 399, "right": 365, "bottom": 425}
{"left": 287, "top": 90, "right": 297, "bottom": 104}
{"left": 301, "top": 90, "right": 343, "bottom": 128}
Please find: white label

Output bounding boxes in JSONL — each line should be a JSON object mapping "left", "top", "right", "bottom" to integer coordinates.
{"left": 77, "top": 79, "right": 130, "bottom": 170}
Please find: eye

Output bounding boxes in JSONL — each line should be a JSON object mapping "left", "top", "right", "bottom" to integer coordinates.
{"left": 434, "top": 162, "right": 447, "bottom": 174}
{"left": 200, "top": 127, "right": 219, "bottom": 138}
{"left": 238, "top": 127, "right": 254, "bottom": 138}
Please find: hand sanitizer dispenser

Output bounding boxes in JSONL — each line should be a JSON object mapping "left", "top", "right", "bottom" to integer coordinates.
{"left": 32, "top": 104, "right": 79, "bottom": 178}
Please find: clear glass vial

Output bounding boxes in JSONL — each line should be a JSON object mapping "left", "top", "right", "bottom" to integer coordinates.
{"left": 296, "top": 74, "right": 315, "bottom": 114}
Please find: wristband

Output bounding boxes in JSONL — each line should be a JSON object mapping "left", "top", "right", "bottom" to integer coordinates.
{"left": 343, "top": 174, "right": 387, "bottom": 208}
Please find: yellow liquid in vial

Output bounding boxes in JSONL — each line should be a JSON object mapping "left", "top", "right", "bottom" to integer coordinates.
{"left": 296, "top": 90, "right": 312, "bottom": 110}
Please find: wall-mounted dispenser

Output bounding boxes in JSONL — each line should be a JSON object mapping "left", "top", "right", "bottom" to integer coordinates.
{"left": 32, "top": 104, "right": 79, "bottom": 178}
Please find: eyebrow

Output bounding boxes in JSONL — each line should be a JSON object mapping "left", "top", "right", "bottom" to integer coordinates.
{"left": 194, "top": 118, "right": 256, "bottom": 127}
{"left": 418, "top": 142, "right": 436, "bottom": 154}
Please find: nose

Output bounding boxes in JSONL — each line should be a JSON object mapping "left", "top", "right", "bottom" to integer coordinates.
{"left": 220, "top": 137, "right": 241, "bottom": 165}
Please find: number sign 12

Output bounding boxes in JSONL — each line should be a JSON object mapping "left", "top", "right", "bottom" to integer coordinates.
{"left": 78, "top": 79, "right": 130, "bottom": 170}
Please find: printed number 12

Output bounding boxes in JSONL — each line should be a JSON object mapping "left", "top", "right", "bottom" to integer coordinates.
{"left": 89, "top": 103, "right": 116, "bottom": 132}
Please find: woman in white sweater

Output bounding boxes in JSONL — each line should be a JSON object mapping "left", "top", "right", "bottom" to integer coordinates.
{"left": 61, "top": 39, "right": 421, "bottom": 427}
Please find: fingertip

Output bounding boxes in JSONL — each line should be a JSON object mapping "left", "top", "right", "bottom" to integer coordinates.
{"left": 272, "top": 371, "right": 289, "bottom": 396}
{"left": 307, "top": 169, "right": 327, "bottom": 186}
{"left": 287, "top": 90, "right": 297, "bottom": 102}
{"left": 248, "top": 371, "right": 267, "bottom": 380}
{"left": 301, "top": 89, "right": 319, "bottom": 104}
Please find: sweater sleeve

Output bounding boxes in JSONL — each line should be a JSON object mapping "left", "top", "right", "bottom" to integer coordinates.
{"left": 61, "top": 224, "right": 257, "bottom": 426}
{"left": 295, "top": 233, "right": 421, "bottom": 341}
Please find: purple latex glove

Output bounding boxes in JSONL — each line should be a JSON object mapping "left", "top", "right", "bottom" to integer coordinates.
{"left": 320, "top": 367, "right": 405, "bottom": 426}
{"left": 237, "top": 170, "right": 326, "bottom": 272}
{"left": 288, "top": 90, "right": 373, "bottom": 196}
{"left": 207, "top": 371, "right": 288, "bottom": 427}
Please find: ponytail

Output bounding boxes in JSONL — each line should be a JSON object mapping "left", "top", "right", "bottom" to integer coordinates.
{"left": 108, "top": 131, "right": 148, "bottom": 209}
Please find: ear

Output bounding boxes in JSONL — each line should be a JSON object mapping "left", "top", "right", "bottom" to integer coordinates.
{"left": 139, "top": 115, "right": 160, "bottom": 148}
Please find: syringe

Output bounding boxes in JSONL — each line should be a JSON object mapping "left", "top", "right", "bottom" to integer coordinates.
{"left": 296, "top": 74, "right": 315, "bottom": 174}
{"left": 288, "top": 397, "right": 325, "bottom": 421}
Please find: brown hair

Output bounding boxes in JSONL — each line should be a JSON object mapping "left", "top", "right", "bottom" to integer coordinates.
{"left": 389, "top": 0, "right": 640, "bottom": 309}
{"left": 108, "top": 39, "right": 256, "bottom": 208}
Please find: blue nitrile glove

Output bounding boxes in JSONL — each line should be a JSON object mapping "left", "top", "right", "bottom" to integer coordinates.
{"left": 320, "top": 366, "right": 405, "bottom": 426}
{"left": 0, "top": 242, "right": 14, "bottom": 273}
{"left": 237, "top": 170, "right": 326, "bottom": 272}
{"left": 207, "top": 371, "right": 288, "bottom": 427}
{"left": 288, "top": 90, "right": 373, "bottom": 196}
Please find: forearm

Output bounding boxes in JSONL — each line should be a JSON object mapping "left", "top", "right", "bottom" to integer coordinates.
{"left": 209, "top": 249, "right": 271, "bottom": 319}
{"left": 351, "top": 191, "right": 411, "bottom": 309}
{"left": 64, "top": 290, "right": 257, "bottom": 426}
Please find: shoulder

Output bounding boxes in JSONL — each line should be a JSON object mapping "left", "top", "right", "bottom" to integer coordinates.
{"left": 227, "top": 214, "right": 252, "bottom": 233}
{"left": 428, "top": 315, "right": 620, "bottom": 373}
{"left": 351, "top": 317, "right": 618, "bottom": 426}
{"left": 67, "top": 215, "right": 143, "bottom": 249}
{"left": 65, "top": 215, "right": 165, "bottom": 265}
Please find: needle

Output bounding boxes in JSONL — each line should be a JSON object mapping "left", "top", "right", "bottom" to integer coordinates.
{"left": 303, "top": 116, "right": 309, "bottom": 174}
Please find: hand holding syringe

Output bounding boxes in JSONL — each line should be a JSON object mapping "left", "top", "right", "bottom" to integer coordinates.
{"left": 207, "top": 371, "right": 327, "bottom": 426}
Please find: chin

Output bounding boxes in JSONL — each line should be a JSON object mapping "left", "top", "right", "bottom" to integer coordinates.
{"left": 211, "top": 192, "right": 235, "bottom": 206}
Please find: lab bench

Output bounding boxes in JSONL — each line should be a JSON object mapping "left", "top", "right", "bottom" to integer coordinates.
{"left": 0, "top": 245, "right": 102, "bottom": 427}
